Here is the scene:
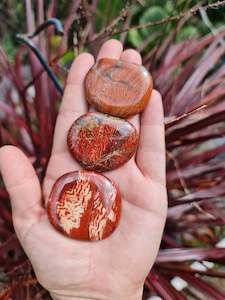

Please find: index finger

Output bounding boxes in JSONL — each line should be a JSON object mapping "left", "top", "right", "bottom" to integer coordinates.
{"left": 51, "top": 53, "right": 94, "bottom": 155}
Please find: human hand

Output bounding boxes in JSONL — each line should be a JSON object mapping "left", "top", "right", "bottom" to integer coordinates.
{"left": 0, "top": 40, "right": 167, "bottom": 300}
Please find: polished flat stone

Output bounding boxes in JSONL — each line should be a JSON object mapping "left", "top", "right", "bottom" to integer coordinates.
{"left": 48, "top": 171, "right": 121, "bottom": 241}
{"left": 85, "top": 58, "right": 153, "bottom": 117}
{"left": 67, "top": 112, "right": 138, "bottom": 172}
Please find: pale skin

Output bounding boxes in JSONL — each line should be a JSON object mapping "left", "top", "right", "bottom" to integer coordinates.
{"left": 0, "top": 40, "right": 167, "bottom": 300}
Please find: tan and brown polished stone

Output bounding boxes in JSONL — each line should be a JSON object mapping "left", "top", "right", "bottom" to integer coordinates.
{"left": 85, "top": 58, "right": 153, "bottom": 118}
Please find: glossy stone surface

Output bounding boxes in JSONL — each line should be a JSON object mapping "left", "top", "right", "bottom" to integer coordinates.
{"left": 67, "top": 112, "right": 138, "bottom": 172}
{"left": 85, "top": 58, "right": 153, "bottom": 117}
{"left": 48, "top": 171, "right": 121, "bottom": 241}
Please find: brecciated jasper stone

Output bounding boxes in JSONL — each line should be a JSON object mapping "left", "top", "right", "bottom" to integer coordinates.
{"left": 67, "top": 112, "right": 138, "bottom": 172}
{"left": 48, "top": 171, "right": 121, "bottom": 241}
{"left": 85, "top": 58, "right": 153, "bottom": 117}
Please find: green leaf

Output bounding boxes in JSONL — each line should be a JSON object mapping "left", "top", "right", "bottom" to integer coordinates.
{"left": 139, "top": 6, "right": 168, "bottom": 37}
{"left": 127, "top": 29, "right": 143, "bottom": 47}
{"left": 59, "top": 51, "right": 74, "bottom": 66}
{"left": 176, "top": 26, "right": 200, "bottom": 42}
{"left": 2, "top": 35, "right": 15, "bottom": 59}
{"left": 144, "top": 0, "right": 168, "bottom": 6}
{"left": 51, "top": 36, "right": 62, "bottom": 48}
{"left": 96, "top": 0, "right": 125, "bottom": 33}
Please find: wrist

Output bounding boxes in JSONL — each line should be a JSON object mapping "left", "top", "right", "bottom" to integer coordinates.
{"left": 52, "top": 298, "right": 141, "bottom": 300}
{"left": 52, "top": 296, "right": 142, "bottom": 300}
{"left": 50, "top": 288, "right": 143, "bottom": 300}
{"left": 52, "top": 295, "right": 142, "bottom": 300}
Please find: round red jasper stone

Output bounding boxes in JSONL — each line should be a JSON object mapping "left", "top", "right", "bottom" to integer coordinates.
{"left": 67, "top": 112, "right": 138, "bottom": 172}
{"left": 47, "top": 171, "right": 121, "bottom": 241}
{"left": 85, "top": 58, "right": 153, "bottom": 117}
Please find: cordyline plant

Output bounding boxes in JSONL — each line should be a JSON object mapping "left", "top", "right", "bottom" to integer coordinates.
{"left": 1, "top": 0, "right": 225, "bottom": 299}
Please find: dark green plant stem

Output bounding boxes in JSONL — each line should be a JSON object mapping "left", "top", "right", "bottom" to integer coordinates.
{"left": 27, "top": 18, "right": 64, "bottom": 38}
{"left": 16, "top": 18, "right": 64, "bottom": 96}
{"left": 16, "top": 35, "right": 63, "bottom": 95}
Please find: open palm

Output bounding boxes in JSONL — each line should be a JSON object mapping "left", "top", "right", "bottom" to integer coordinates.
{"left": 0, "top": 40, "right": 167, "bottom": 300}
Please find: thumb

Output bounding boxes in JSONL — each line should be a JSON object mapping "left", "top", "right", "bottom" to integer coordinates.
{"left": 0, "top": 146, "right": 44, "bottom": 240}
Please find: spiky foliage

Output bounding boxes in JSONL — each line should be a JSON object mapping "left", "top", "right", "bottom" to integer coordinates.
{"left": 1, "top": 1, "right": 225, "bottom": 299}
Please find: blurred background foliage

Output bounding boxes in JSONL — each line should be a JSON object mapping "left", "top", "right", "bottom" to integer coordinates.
{"left": 1, "top": 0, "right": 225, "bottom": 58}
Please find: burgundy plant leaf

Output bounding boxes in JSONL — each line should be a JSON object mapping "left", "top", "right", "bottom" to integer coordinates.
{"left": 146, "top": 273, "right": 175, "bottom": 300}
{"left": 157, "top": 248, "right": 225, "bottom": 263}
{"left": 148, "top": 270, "right": 188, "bottom": 300}
{"left": 180, "top": 273, "right": 225, "bottom": 300}
{"left": 161, "top": 263, "right": 225, "bottom": 279}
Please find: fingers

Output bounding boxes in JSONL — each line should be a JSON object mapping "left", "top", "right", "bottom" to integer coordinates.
{"left": 53, "top": 41, "right": 141, "bottom": 156}
{"left": 0, "top": 146, "right": 43, "bottom": 237}
{"left": 51, "top": 53, "right": 94, "bottom": 155}
{"left": 137, "top": 90, "right": 166, "bottom": 185}
{"left": 120, "top": 48, "right": 142, "bottom": 64}
{"left": 97, "top": 39, "right": 123, "bottom": 60}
